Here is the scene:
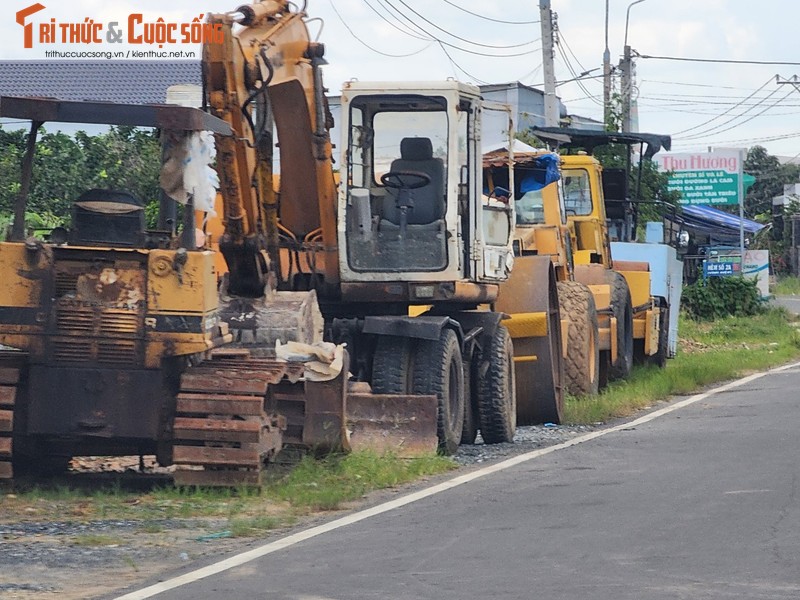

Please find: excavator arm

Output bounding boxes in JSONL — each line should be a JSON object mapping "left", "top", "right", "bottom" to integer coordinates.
{"left": 203, "top": 0, "right": 339, "bottom": 297}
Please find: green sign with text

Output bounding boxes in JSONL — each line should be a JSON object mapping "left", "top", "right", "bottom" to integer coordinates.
{"left": 655, "top": 150, "right": 743, "bottom": 206}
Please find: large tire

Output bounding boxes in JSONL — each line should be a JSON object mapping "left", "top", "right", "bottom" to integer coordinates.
{"left": 647, "top": 303, "right": 669, "bottom": 368}
{"left": 477, "top": 325, "right": 516, "bottom": 444}
{"left": 557, "top": 281, "right": 600, "bottom": 397}
{"left": 371, "top": 335, "right": 414, "bottom": 393}
{"left": 608, "top": 272, "right": 634, "bottom": 381}
{"left": 461, "top": 358, "right": 479, "bottom": 445}
{"left": 412, "top": 329, "right": 465, "bottom": 455}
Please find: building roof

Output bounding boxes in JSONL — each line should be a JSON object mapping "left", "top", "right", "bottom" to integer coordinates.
{"left": 0, "top": 61, "right": 201, "bottom": 105}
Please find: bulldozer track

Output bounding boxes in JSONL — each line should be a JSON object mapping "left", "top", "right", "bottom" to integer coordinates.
{"left": 0, "top": 351, "right": 24, "bottom": 481}
{"left": 171, "top": 350, "right": 304, "bottom": 487}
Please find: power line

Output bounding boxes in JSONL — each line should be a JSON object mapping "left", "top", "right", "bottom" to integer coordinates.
{"left": 329, "top": 0, "right": 433, "bottom": 57}
{"left": 375, "top": 0, "right": 540, "bottom": 58}
{"left": 385, "top": 0, "right": 538, "bottom": 50}
{"left": 441, "top": 0, "right": 539, "bottom": 25}
{"left": 635, "top": 52, "right": 800, "bottom": 66}
{"left": 361, "top": 0, "right": 430, "bottom": 40}
{"left": 670, "top": 76, "right": 775, "bottom": 137}
{"left": 641, "top": 79, "right": 764, "bottom": 91}
{"left": 677, "top": 89, "right": 795, "bottom": 142}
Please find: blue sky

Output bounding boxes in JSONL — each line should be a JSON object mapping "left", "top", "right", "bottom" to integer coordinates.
{"left": 4, "top": 0, "right": 800, "bottom": 157}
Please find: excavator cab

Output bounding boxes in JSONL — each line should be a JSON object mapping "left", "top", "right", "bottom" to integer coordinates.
{"left": 338, "top": 81, "right": 516, "bottom": 297}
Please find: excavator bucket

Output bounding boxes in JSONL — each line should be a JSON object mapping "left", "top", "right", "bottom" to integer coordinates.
{"left": 346, "top": 386, "right": 439, "bottom": 457}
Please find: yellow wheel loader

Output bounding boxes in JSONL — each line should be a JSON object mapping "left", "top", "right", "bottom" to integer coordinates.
{"left": 531, "top": 127, "right": 683, "bottom": 373}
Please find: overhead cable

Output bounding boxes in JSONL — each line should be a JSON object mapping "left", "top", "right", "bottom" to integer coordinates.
{"left": 670, "top": 75, "right": 775, "bottom": 136}
{"left": 441, "top": 0, "right": 539, "bottom": 25}
{"left": 329, "top": 0, "right": 433, "bottom": 57}
{"left": 635, "top": 52, "right": 800, "bottom": 66}
{"left": 385, "top": 0, "right": 538, "bottom": 50}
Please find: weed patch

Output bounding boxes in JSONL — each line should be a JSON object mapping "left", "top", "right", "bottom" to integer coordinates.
{"left": 564, "top": 308, "right": 800, "bottom": 424}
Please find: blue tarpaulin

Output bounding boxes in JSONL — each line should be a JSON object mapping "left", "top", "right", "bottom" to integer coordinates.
{"left": 674, "top": 204, "right": 764, "bottom": 241}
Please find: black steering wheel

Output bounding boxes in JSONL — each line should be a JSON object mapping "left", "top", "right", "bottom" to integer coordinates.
{"left": 380, "top": 170, "right": 431, "bottom": 190}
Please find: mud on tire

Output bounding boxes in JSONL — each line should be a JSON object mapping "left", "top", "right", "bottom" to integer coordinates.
{"left": 557, "top": 281, "right": 600, "bottom": 397}
{"left": 371, "top": 335, "right": 414, "bottom": 394}
{"left": 412, "top": 329, "right": 465, "bottom": 455}
{"left": 608, "top": 272, "right": 634, "bottom": 381}
{"left": 477, "top": 324, "right": 516, "bottom": 444}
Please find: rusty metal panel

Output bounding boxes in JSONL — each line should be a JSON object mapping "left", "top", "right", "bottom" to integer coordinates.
{"left": 147, "top": 250, "right": 218, "bottom": 314}
{"left": 173, "top": 468, "right": 261, "bottom": 487}
{"left": 0, "top": 96, "right": 233, "bottom": 135}
{"left": 179, "top": 372, "right": 271, "bottom": 395}
{"left": 27, "top": 366, "right": 163, "bottom": 439}
{"left": 0, "top": 437, "right": 11, "bottom": 457}
{"left": 302, "top": 353, "right": 350, "bottom": 452}
{"left": 0, "top": 368, "right": 20, "bottom": 386}
{"left": 0, "top": 461, "right": 11, "bottom": 479}
{"left": 347, "top": 393, "right": 438, "bottom": 457}
{"left": 0, "top": 410, "right": 12, "bottom": 432}
{"left": 173, "top": 417, "right": 261, "bottom": 444}
{"left": 0, "top": 387, "right": 16, "bottom": 407}
{"left": 173, "top": 445, "right": 260, "bottom": 468}
{"left": 176, "top": 394, "right": 265, "bottom": 416}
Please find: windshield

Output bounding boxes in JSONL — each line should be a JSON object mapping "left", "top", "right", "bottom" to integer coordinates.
{"left": 345, "top": 95, "right": 449, "bottom": 273}
{"left": 562, "top": 168, "right": 593, "bottom": 216}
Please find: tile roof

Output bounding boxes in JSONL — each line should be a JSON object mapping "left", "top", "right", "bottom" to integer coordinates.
{"left": 0, "top": 60, "right": 202, "bottom": 104}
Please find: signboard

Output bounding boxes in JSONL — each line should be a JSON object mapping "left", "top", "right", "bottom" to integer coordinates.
{"left": 703, "top": 255, "right": 741, "bottom": 278}
{"left": 743, "top": 250, "right": 770, "bottom": 298}
{"left": 701, "top": 250, "right": 770, "bottom": 298}
{"left": 655, "top": 150, "right": 742, "bottom": 206}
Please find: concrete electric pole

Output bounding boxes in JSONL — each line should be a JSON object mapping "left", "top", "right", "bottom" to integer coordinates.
{"left": 603, "top": 0, "right": 611, "bottom": 129}
{"left": 540, "top": 0, "right": 559, "bottom": 127}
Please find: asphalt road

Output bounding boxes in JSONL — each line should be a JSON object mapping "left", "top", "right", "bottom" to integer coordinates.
{"left": 114, "top": 363, "right": 800, "bottom": 600}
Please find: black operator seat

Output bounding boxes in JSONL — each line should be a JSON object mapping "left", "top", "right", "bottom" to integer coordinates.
{"left": 381, "top": 137, "right": 445, "bottom": 228}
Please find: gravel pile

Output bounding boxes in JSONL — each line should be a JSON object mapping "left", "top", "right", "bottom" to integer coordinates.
{"left": 453, "top": 423, "right": 599, "bottom": 466}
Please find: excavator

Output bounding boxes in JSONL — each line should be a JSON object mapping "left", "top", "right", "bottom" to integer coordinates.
{"left": 202, "top": 1, "right": 563, "bottom": 450}
{"left": 0, "top": 0, "right": 563, "bottom": 486}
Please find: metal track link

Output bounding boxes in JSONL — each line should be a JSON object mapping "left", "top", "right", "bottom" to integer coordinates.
{"left": 0, "top": 352, "right": 23, "bottom": 481}
{"left": 172, "top": 352, "right": 299, "bottom": 487}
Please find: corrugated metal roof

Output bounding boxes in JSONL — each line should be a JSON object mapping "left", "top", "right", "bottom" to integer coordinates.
{"left": 0, "top": 60, "right": 202, "bottom": 105}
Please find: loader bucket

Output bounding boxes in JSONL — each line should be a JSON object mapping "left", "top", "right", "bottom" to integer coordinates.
{"left": 346, "top": 391, "right": 439, "bottom": 457}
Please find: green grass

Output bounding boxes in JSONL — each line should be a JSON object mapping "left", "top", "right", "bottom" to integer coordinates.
{"left": 2, "top": 453, "right": 455, "bottom": 530}
{"left": 564, "top": 308, "right": 800, "bottom": 424}
{"left": 772, "top": 276, "right": 800, "bottom": 295}
{"left": 265, "top": 452, "right": 455, "bottom": 511}
{"left": 4, "top": 310, "right": 798, "bottom": 526}
{"left": 71, "top": 534, "right": 124, "bottom": 547}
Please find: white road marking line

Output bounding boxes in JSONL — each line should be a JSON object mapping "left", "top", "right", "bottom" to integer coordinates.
{"left": 113, "top": 360, "right": 800, "bottom": 599}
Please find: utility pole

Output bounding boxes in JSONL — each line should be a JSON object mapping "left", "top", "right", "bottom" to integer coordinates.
{"left": 603, "top": 0, "right": 611, "bottom": 129}
{"left": 620, "top": 45, "right": 632, "bottom": 132}
{"left": 539, "top": 0, "right": 559, "bottom": 127}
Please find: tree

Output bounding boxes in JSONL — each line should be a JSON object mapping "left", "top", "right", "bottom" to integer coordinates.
{"left": 0, "top": 125, "right": 161, "bottom": 229}
{"left": 744, "top": 145, "right": 800, "bottom": 220}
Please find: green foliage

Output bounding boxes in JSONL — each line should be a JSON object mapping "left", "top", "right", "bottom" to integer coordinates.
{"left": 565, "top": 308, "right": 800, "bottom": 424}
{"left": 0, "top": 125, "right": 161, "bottom": 227}
{"left": 744, "top": 145, "right": 800, "bottom": 220}
{"left": 681, "top": 276, "right": 764, "bottom": 320}
{"left": 772, "top": 275, "right": 800, "bottom": 295}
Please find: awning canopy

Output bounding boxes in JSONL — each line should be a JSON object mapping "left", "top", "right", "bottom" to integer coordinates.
{"left": 671, "top": 204, "right": 764, "bottom": 243}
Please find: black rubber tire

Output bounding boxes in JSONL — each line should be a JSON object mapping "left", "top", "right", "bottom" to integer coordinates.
{"left": 460, "top": 358, "right": 479, "bottom": 445}
{"left": 557, "top": 281, "right": 600, "bottom": 397}
{"left": 608, "top": 272, "right": 634, "bottom": 381}
{"left": 647, "top": 304, "right": 669, "bottom": 368}
{"left": 412, "top": 329, "right": 465, "bottom": 455}
{"left": 371, "top": 335, "right": 414, "bottom": 393}
{"left": 477, "top": 324, "right": 516, "bottom": 444}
